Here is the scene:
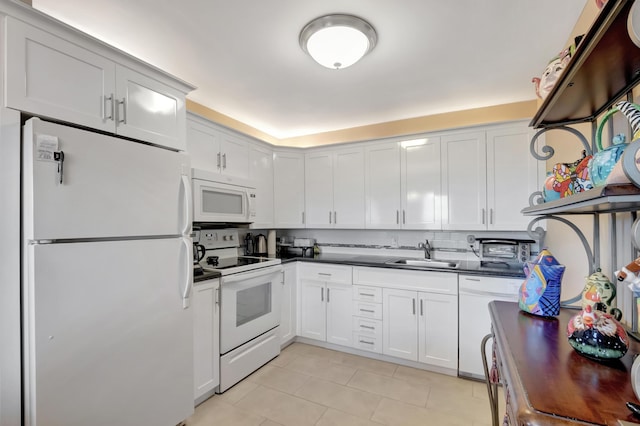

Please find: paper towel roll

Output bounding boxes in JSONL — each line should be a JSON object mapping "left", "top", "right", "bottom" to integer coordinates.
{"left": 267, "top": 230, "right": 276, "bottom": 256}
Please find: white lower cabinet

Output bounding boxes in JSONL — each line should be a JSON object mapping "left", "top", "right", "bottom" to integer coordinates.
{"left": 279, "top": 263, "right": 297, "bottom": 346}
{"left": 382, "top": 289, "right": 458, "bottom": 368}
{"left": 193, "top": 278, "right": 220, "bottom": 402}
{"left": 354, "top": 266, "right": 458, "bottom": 370}
{"left": 298, "top": 264, "right": 353, "bottom": 346}
{"left": 417, "top": 291, "right": 458, "bottom": 368}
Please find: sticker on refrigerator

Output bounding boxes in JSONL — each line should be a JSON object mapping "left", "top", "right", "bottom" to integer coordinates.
{"left": 35, "top": 135, "right": 59, "bottom": 162}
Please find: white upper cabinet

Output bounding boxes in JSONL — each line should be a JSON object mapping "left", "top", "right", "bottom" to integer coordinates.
{"left": 304, "top": 151, "right": 334, "bottom": 228}
{"left": 334, "top": 148, "right": 365, "bottom": 228}
{"left": 5, "top": 17, "right": 190, "bottom": 151}
{"left": 441, "top": 122, "right": 540, "bottom": 231}
{"left": 114, "top": 66, "right": 186, "bottom": 150}
{"left": 273, "top": 150, "right": 305, "bottom": 228}
{"left": 305, "top": 147, "right": 364, "bottom": 228}
{"left": 186, "top": 115, "right": 249, "bottom": 179}
{"left": 486, "top": 126, "right": 541, "bottom": 230}
{"left": 249, "top": 144, "right": 274, "bottom": 229}
{"left": 441, "top": 131, "right": 487, "bottom": 231}
{"left": 401, "top": 137, "right": 441, "bottom": 229}
{"left": 5, "top": 16, "right": 116, "bottom": 133}
{"left": 365, "top": 139, "right": 441, "bottom": 230}
{"left": 365, "top": 142, "right": 401, "bottom": 229}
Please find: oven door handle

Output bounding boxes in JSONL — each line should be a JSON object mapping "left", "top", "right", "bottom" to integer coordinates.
{"left": 221, "top": 265, "right": 284, "bottom": 285}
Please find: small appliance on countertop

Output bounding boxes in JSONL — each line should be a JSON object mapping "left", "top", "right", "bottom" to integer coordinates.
{"left": 476, "top": 238, "right": 534, "bottom": 265}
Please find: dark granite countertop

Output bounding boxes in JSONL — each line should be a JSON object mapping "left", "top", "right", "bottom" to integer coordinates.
{"left": 280, "top": 253, "right": 526, "bottom": 279}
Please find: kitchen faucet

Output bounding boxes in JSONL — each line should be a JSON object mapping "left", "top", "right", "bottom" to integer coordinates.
{"left": 418, "top": 239, "right": 432, "bottom": 259}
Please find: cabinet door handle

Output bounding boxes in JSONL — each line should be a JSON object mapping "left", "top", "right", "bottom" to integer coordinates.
{"left": 412, "top": 298, "right": 416, "bottom": 315}
{"left": 359, "top": 340, "right": 375, "bottom": 345}
{"left": 327, "top": 288, "right": 330, "bottom": 303}
{"left": 396, "top": 210, "right": 399, "bottom": 225}
{"left": 359, "top": 292, "right": 375, "bottom": 297}
{"left": 481, "top": 208, "right": 486, "bottom": 225}
{"left": 420, "top": 299, "right": 424, "bottom": 316}
{"left": 490, "top": 208, "right": 494, "bottom": 225}
{"left": 403, "top": 210, "right": 406, "bottom": 224}
{"left": 104, "top": 94, "right": 114, "bottom": 121}
{"left": 360, "top": 325, "right": 375, "bottom": 330}
{"left": 320, "top": 287, "right": 324, "bottom": 302}
{"left": 217, "top": 152, "right": 221, "bottom": 169}
{"left": 329, "top": 211, "right": 332, "bottom": 224}
{"left": 318, "top": 273, "right": 332, "bottom": 277}
{"left": 465, "top": 278, "right": 481, "bottom": 282}
{"left": 359, "top": 308, "right": 375, "bottom": 313}
{"left": 215, "top": 287, "right": 220, "bottom": 306}
{"left": 334, "top": 211, "right": 337, "bottom": 224}
{"left": 222, "top": 153, "right": 227, "bottom": 169}
{"left": 302, "top": 211, "right": 305, "bottom": 224}
{"left": 116, "top": 98, "right": 127, "bottom": 124}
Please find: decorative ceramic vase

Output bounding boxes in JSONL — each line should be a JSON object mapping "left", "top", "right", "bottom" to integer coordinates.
{"left": 519, "top": 249, "right": 565, "bottom": 317}
{"left": 581, "top": 269, "right": 622, "bottom": 320}
{"left": 567, "top": 305, "right": 629, "bottom": 361}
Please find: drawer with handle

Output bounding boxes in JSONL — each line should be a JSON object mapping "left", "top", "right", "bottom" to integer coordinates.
{"left": 298, "top": 263, "right": 352, "bottom": 284}
{"left": 352, "top": 300, "right": 382, "bottom": 320}
{"left": 352, "top": 331, "right": 382, "bottom": 353}
{"left": 352, "top": 316, "right": 382, "bottom": 337}
{"left": 353, "top": 285, "right": 382, "bottom": 303}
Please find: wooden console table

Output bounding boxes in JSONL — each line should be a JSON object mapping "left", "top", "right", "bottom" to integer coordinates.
{"left": 488, "top": 301, "right": 640, "bottom": 425}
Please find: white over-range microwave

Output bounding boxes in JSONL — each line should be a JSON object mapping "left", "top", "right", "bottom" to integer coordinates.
{"left": 192, "top": 168, "right": 256, "bottom": 223}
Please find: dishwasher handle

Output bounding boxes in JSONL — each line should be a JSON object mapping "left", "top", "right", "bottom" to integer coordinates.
{"left": 459, "top": 287, "right": 519, "bottom": 300}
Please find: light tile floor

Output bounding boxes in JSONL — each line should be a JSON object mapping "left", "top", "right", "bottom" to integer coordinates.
{"left": 187, "top": 343, "right": 505, "bottom": 426}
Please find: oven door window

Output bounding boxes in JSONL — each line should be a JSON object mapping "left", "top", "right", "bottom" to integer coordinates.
{"left": 236, "top": 282, "right": 271, "bottom": 326}
{"left": 202, "top": 189, "right": 243, "bottom": 215}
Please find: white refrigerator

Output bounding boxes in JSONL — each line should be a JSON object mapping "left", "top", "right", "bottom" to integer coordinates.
{"left": 22, "top": 118, "right": 194, "bottom": 426}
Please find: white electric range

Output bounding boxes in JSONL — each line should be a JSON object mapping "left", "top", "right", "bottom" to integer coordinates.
{"left": 195, "top": 228, "right": 282, "bottom": 392}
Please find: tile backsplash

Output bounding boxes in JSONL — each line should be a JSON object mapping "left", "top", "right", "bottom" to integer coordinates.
{"left": 247, "top": 228, "right": 540, "bottom": 261}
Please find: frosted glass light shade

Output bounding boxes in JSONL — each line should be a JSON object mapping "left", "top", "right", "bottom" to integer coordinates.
{"left": 300, "top": 14, "right": 377, "bottom": 70}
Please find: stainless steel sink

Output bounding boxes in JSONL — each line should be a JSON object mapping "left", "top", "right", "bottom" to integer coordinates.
{"left": 387, "top": 258, "right": 459, "bottom": 269}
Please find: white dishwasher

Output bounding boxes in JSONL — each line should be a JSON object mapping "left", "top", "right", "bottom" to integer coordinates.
{"left": 458, "top": 274, "right": 521, "bottom": 379}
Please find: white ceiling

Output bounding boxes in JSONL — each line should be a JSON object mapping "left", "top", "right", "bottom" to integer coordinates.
{"left": 32, "top": 0, "right": 588, "bottom": 139}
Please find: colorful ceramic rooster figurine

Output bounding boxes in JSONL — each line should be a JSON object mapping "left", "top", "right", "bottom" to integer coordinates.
{"left": 567, "top": 305, "right": 629, "bottom": 360}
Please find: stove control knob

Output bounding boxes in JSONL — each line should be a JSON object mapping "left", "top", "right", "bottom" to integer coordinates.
{"left": 229, "top": 235, "right": 234, "bottom": 241}
{"left": 223, "top": 235, "right": 228, "bottom": 241}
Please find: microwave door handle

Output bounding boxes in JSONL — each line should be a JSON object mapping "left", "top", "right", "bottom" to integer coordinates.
{"left": 181, "top": 174, "right": 192, "bottom": 236}
{"left": 246, "top": 189, "right": 254, "bottom": 221}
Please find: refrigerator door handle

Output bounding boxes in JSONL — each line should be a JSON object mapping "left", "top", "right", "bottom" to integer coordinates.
{"left": 181, "top": 237, "right": 192, "bottom": 309}
{"left": 181, "top": 174, "right": 192, "bottom": 236}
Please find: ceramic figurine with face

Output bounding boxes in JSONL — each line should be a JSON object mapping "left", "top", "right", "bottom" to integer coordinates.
{"left": 615, "top": 256, "right": 640, "bottom": 292}
{"left": 532, "top": 56, "right": 567, "bottom": 100}
{"left": 582, "top": 269, "right": 622, "bottom": 320}
{"left": 532, "top": 35, "right": 583, "bottom": 100}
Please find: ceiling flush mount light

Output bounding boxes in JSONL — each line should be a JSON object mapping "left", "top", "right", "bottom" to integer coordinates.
{"left": 299, "top": 14, "right": 377, "bottom": 70}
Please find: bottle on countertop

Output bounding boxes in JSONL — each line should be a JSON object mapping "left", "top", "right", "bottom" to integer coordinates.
{"left": 313, "top": 243, "right": 320, "bottom": 257}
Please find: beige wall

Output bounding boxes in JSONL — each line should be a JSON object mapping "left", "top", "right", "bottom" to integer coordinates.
{"left": 187, "top": 99, "right": 538, "bottom": 147}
